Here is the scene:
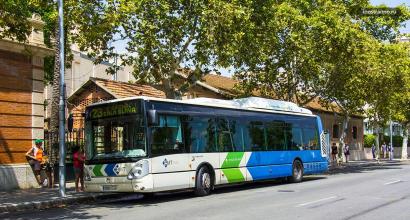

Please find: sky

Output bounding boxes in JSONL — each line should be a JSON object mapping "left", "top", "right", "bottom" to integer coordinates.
{"left": 371, "top": 0, "right": 410, "bottom": 33}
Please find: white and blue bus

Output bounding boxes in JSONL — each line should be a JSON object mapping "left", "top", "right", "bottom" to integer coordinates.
{"left": 84, "top": 96, "right": 328, "bottom": 196}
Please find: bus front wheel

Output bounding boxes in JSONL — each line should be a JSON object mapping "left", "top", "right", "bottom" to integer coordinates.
{"left": 290, "top": 160, "right": 303, "bottom": 183}
{"left": 194, "top": 166, "right": 212, "bottom": 196}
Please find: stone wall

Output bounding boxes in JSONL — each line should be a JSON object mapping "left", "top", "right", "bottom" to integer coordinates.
{"left": 0, "top": 164, "right": 39, "bottom": 191}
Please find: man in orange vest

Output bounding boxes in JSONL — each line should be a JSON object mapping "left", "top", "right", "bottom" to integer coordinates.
{"left": 26, "top": 139, "right": 44, "bottom": 185}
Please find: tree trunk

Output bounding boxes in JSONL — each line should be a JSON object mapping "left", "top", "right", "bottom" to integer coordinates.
{"left": 50, "top": 27, "right": 61, "bottom": 133}
{"left": 374, "top": 125, "right": 380, "bottom": 162}
{"left": 162, "top": 78, "right": 176, "bottom": 99}
{"left": 402, "top": 123, "right": 409, "bottom": 160}
{"left": 338, "top": 114, "right": 349, "bottom": 162}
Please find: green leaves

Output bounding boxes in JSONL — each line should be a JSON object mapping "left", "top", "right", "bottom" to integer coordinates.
{"left": 0, "top": 0, "right": 38, "bottom": 42}
{"left": 70, "top": 0, "right": 253, "bottom": 97}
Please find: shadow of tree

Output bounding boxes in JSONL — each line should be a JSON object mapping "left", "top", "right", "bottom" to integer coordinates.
{"left": 2, "top": 161, "right": 409, "bottom": 219}
{"left": 0, "top": 130, "right": 19, "bottom": 191}
{"left": 326, "top": 161, "right": 405, "bottom": 175}
{"left": 0, "top": 130, "right": 13, "bottom": 164}
{"left": 0, "top": 176, "right": 329, "bottom": 219}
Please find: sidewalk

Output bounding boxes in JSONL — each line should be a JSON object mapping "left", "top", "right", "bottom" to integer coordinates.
{"left": 0, "top": 182, "right": 125, "bottom": 214}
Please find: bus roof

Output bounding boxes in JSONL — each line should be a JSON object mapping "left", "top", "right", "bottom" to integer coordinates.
{"left": 87, "top": 96, "right": 314, "bottom": 116}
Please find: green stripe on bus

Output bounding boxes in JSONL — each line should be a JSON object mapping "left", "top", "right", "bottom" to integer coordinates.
{"left": 93, "top": 164, "right": 104, "bottom": 176}
{"left": 221, "top": 152, "right": 244, "bottom": 168}
{"left": 223, "top": 168, "right": 245, "bottom": 183}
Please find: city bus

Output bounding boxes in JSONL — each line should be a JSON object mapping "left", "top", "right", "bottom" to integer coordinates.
{"left": 83, "top": 96, "right": 328, "bottom": 196}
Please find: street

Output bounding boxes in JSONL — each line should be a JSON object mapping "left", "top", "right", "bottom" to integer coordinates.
{"left": 2, "top": 162, "right": 410, "bottom": 220}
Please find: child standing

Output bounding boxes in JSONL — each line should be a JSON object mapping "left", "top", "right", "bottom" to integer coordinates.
{"left": 73, "top": 146, "right": 85, "bottom": 192}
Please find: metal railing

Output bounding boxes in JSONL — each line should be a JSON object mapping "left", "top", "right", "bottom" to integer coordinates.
{"left": 44, "top": 128, "right": 85, "bottom": 164}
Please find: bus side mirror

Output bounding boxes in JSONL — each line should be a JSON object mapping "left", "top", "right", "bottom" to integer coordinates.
{"left": 147, "top": 110, "right": 159, "bottom": 126}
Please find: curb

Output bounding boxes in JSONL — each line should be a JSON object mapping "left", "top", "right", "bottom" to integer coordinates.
{"left": 0, "top": 193, "right": 124, "bottom": 214}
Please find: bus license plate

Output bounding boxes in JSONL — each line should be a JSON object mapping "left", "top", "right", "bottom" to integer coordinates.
{"left": 102, "top": 185, "right": 117, "bottom": 191}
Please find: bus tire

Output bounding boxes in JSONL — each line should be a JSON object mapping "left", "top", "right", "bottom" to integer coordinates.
{"left": 143, "top": 193, "right": 154, "bottom": 199}
{"left": 194, "top": 166, "right": 212, "bottom": 196}
{"left": 290, "top": 160, "right": 303, "bottom": 183}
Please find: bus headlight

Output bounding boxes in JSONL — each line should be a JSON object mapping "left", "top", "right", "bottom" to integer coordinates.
{"left": 127, "top": 160, "right": 149, "bottom": 180}
{"left": 85, "top": 173, "right": 92, "bottom": 181}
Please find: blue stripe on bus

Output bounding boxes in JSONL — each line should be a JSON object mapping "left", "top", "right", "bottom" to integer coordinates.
{"left": 247, "top": 151, "right": 326, "bottom": 166}
{"left": 248, "top": 164, "right": 292, "bottom": 180}
{"left": 104, "top": 164, "right": 117, "bottom": 176}
{"left": 246, "top": 151, "right": 328, "bottom": 179}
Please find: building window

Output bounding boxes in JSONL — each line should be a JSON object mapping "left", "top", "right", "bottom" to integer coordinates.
{"left": 332, "top": 124, "right": 339, "bottom": 139}
{"left": 352, "top": 126, "right": 357, "bottom": 139}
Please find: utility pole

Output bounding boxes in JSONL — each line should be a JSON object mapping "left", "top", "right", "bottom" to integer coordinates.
{"left": 58, "top": 0, "right": 66, "bottom": 197}
{"left": 390, "top": 121, "right": 393, "bottom": 160}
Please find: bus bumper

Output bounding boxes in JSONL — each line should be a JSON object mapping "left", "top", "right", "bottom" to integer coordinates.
{"left": 84, "top": 174, "right": 154, "bottom": 193}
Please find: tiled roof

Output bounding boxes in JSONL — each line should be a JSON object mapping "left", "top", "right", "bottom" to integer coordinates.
{"left": 91, "top": 78, "right": 166, "bottom": 98}
{"left": 304, "top": 98, "right": 342, "bottom": 114}
{"left": 201, "top": 74, "right": 239, "bottom": 95}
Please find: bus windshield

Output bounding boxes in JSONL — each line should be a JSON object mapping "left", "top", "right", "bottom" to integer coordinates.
{"left": 86, "top": 115, "right": 146, "bottom": 161}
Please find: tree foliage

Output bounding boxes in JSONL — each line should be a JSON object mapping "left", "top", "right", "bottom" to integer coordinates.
{"left": 233, "top": 1, "right": 371, "bottom": 108}
{"left": 71, "top": 0, "right": 250, "bottom": 98}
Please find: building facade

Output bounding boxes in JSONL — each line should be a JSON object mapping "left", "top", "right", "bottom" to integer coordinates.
{"left": 44, "top": 47, "right": 136, "bottom": 123}
{"left": 0, "top": 15, "right": 53, "bottom": 190}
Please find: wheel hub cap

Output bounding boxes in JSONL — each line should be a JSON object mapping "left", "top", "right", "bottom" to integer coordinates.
{"left": 202, "top": 173, "right": 211, "bottom": 189}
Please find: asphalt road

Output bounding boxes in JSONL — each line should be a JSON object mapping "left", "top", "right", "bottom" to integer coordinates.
{"left": 3, "top": 162, "right": 410, "bottom": 220}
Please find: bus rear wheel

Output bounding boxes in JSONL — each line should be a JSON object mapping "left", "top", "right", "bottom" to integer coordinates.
{"left": 290, "top": 160, "right": 303, "bottom": 183}
{"left": 194, "top": 166, "right": 212, "bottom": 196}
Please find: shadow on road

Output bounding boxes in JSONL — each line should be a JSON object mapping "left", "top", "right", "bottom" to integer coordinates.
{"left": 0, "top": 176, "right": 328, "bottom": 219}
{"left": 327, "top": 160, "right": 407, "bottom": 175}
{"left": 4, "top": 161, "right": 409, "bottom": 219}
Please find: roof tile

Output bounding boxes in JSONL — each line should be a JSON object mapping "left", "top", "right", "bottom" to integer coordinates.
{"left": 92, "top": 78, "right": 166, "bottom": 98}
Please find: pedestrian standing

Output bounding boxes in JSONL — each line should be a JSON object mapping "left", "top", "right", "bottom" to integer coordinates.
{"left": 331, "top": 143, "right": 338, "bottom": 165}
{"left": 73, "top": 146, "right": 85, "bottom": 192}
{"left": 26, "top": 139, "right": 44, "bottom": 185}
{"left": 344, "top": 143, "right": 350, "bottom": 163}
{"left": 42, "top": 149, "right": 53, "bottom": 188}
{"left": 381, "top": 142, "right": 387, "bottom": 159}
{"left": 388, "top": 144, "right": 394, "bottom": 160}
{"left": 371, "top": 144, "right": 376, "bottom": 159}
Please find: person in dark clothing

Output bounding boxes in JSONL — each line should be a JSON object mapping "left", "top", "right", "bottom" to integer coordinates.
{"left": 331, "top": 143, "right": 338, "bottom": 165}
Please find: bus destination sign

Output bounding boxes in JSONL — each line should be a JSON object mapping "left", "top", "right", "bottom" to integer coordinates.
{"left": 87, "top": 102, "right": 139, "bottom": 120}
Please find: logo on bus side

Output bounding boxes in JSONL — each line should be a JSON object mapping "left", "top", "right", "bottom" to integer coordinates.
{"left": 163, "top": 158, "right": 176, "bottom": 168}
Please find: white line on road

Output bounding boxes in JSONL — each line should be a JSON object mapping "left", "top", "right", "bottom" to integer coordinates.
{"left": 296, "top": 196, "right": 338, "bottom": 207}
{"left": 384, "top": 180, "right": 402, "bottom": 185}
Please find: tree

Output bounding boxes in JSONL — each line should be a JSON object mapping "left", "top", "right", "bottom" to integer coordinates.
{"left": 230, "top": 1, "right": 409, "bottom": 161}
{"left": 231, "top": 0, "right": 384, "bottom": 107}
{"left": 365, "top": 42, "right": 410, "bottom": 160}
{"left": 233, "top": 0, "right": 338, "bottom": 105}
{"left": 0, "top": 0, "right": 36, "bottom": 42}
{"left": 388, "top": 42, "right": 410, "bottom": 159}
{"left": 71, "top": 0, "right": 249, "bottom": 98}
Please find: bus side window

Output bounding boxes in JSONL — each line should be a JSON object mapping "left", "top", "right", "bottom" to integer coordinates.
{"left": 266, "top": 121, "right": 286, "bottom": 151}
{"left": 217, "top": 118, "right": 234, "bottom": 152}
{"left": 184, "top": 116, "right": 216, "bottom": 153}
{"left": 288, "top": 126, "right": 303, "bottom": 151}
{"left": 248, "top": 121, "right": 266, "bottom": 151}
{"left": 302, "top": 128, "right": 319, "bottom": 150}
{"left": 151, "top": 115, "right": 185, "bottom": 155}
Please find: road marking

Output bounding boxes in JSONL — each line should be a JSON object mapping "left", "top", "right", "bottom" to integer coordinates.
{"left": 296, "top": 196, "right": 337, "bottom": 207}
{"left": 384, "top": 180, "right": 402, "bottom": 185}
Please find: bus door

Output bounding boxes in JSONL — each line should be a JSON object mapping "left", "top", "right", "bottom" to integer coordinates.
{"left": 150, "top": 114, "right": 190, "bottom": 191}
{"left": 184, "top": 116, "right": 220, "bottom": 187}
